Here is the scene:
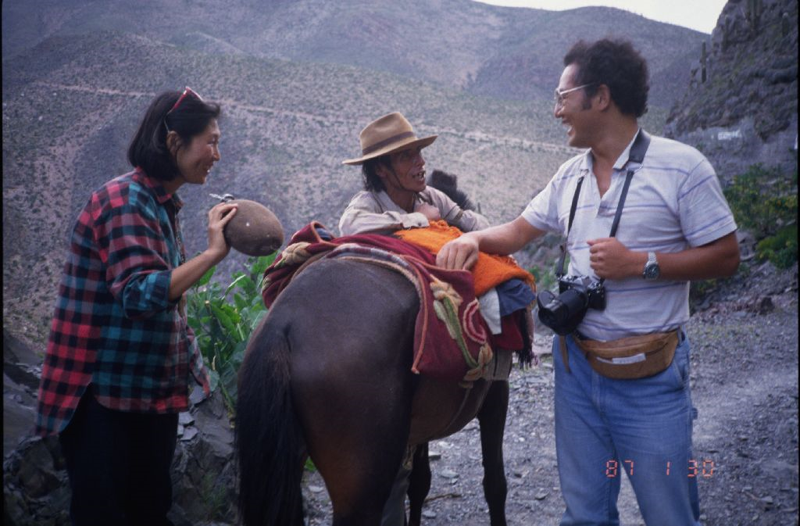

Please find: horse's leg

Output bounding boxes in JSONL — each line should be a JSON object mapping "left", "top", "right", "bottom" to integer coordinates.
{"left": 406, "top": 443, "right": 431, "bottom": 526}
{"left": 477, "top": 380, "right": 509, "bottom": 526}
{"left": 286, "top": 262, "right": 418, "bottom": 525}
{"left": 381, "top": 449, "right": 413, "bottom": 526}
{"left": 297, "top": 368, "right": 412, "bottom": 526}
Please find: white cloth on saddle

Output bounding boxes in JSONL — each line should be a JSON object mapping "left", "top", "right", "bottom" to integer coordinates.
{"left": 477, "top": 287, "right": 502, "bottom": 335}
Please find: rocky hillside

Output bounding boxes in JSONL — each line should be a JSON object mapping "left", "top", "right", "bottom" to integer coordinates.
{"left": 0, "top": 0, "right": 704, "bottom": 351}
{"left": 665, "top": 0, "right": 798, "bottom": 182}
{"left": 1, "top": 25, "right": 672, "bottom": 349}
{"left": 2, "top": 0, "right": 705, "bottom": 110}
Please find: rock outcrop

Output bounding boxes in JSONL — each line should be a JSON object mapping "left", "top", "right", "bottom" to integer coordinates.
{"left": 665, "top": 0, "right": 798, "bottom": 183}
{"left": 3, "top": 332, "right": 238, "bottom": 526}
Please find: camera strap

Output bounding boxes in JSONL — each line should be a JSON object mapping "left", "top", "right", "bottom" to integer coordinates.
{"left": 556, "top": 130, "right": 651, "bottom": 279}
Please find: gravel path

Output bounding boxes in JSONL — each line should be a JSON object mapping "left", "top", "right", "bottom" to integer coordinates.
{"left": 302, "top": 262, "right": 799, "bottom": 525}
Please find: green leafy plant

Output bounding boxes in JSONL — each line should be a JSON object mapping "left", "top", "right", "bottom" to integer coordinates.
{"left": 724, "top": 162, "right": 797, "bottom": 237}
{"left": 691, "top": 159, "right": 797, "bottom": 308}
{"left": 199, "top": 470, "right": 230, "bottom": 522}
{"left": 756, "top": 224, "right": 798, "bottom": 269}
{"left": 187, "top": 254, "right": 277, "bottom": 416}
{"left": 724, "top": 158, "right": 797, "bottom": 268}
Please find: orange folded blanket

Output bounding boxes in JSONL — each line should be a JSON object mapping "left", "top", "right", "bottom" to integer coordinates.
{"left": 395, "top": 220, "right": 535, "bottom": 296}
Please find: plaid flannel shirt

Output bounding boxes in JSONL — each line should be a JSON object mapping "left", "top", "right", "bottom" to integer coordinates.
{"left": 35, "top": 168, "right": 210, "bottom": 436}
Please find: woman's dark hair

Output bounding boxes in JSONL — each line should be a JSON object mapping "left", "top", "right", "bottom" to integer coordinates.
{"left": 563, "top": 39, "right": 649, "bottom": 117}
{"left": 361, "top": 155, "right": 393, "bottom": 192}
{"left": 127, "top": 90, "right": 222, "bottom": 181}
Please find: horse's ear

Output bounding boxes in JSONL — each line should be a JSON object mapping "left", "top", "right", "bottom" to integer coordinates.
{"left": 430, "top": 169, "right": 457, "bottom": 193}
{"left": 429, "top": 169, "right": 476, "bottom": 211}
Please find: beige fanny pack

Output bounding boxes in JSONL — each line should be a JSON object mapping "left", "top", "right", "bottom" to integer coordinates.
{"left": 560, "top": 330, "right": 679, "bottom": 380}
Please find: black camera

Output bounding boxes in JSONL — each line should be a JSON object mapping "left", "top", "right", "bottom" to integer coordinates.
{"left": 537, "top": 275, "right": 606, "bottom": 335}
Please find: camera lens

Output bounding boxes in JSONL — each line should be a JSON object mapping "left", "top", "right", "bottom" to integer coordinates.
{"left": 538, "top": 303, "right": 565, "bottom": 327}
{"left": 539, "top": 289, "right": 587, "bottom": 324}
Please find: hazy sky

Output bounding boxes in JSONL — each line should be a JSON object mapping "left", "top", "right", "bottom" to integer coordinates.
{"left": 474, "top": 0, "right": 729, "bottom": 33}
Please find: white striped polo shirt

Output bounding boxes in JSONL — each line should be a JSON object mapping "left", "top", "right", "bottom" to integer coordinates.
{"left": 522, "top": 130, "right": 737, "bottom": 341}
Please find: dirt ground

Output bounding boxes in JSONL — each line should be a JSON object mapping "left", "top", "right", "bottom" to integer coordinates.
{"left": 301, "top": 261, "right": 799, "bottom": 526}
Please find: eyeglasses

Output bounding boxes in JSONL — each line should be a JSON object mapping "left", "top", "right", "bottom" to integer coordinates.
{"left": 554, "top": 83, "right": 596, "bottom": 107}
{"left": 164, "top": 87, "right": 204, "bottom": 133}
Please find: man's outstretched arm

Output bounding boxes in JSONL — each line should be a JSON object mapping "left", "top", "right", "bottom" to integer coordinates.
{"left": 436, "top": 216, "right": 546, "bottom": 270}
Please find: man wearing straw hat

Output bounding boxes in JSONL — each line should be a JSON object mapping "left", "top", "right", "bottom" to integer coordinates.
{"left": 340, "top": 112, "right": 491, "bottom": 525}
{"left": 339, "top": 112, "right": 489, "bottom": 236}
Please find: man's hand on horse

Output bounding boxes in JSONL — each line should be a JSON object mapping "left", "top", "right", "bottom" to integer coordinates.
{"left": 437, "top": 234, "right": 480, "bottom": 270}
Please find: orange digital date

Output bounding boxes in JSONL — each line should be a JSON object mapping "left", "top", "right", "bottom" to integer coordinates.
{"left": 605, "top": 459, "right": 715, "bottom": 478}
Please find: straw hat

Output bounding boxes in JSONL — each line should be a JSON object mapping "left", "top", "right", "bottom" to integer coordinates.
{"left": 342, "top": 112, "right": 437, "bottom": 165}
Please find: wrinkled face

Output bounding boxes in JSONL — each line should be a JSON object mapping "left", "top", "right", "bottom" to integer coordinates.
{"left": 378, "top": 145, "right": 427, "bottom": 194}
{"left": 554, "top": 64, "right": 595, "bottom": 148}
{"left": 175, "top": 119, "right": 221, "bottom": 186}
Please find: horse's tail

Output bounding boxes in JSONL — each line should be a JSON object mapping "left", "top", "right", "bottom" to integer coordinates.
{"left": 236, "top": 326, "right": 303, "bottom": 526}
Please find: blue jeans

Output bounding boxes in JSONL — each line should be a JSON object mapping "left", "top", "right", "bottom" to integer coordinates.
{"left": 553, "top": 331, "right": 701, "bottom": 526}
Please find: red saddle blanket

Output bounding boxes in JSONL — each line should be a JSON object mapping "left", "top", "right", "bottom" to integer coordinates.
{"left": 261, "top": 222, "right": 529, "bottom": 382}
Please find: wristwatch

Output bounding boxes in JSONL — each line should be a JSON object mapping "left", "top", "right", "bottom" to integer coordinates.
{"left": 643, "top": 251, "right": 660, "bottom": 280}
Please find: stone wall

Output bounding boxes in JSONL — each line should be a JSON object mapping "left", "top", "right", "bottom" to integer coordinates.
{"left": 3, "top": 332, "right": 239, "bottom": 526}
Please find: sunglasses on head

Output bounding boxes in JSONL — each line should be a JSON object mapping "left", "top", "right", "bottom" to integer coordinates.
{"left": 164, "top": 87, "right": 204, "bottom": 133}
{"left": 168, "top": 87, "right": 204, "bottom": 115}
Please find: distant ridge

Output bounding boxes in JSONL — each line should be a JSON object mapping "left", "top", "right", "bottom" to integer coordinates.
{"left": 2, "top": 0, "right": 706, "bottom": 109}
{"left": 4, "top": 31, "right": 666, "bottom": 345}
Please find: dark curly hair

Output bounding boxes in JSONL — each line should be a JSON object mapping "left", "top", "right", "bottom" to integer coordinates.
{"left": 563, "top": 38, "right": 649, "bottom": 117}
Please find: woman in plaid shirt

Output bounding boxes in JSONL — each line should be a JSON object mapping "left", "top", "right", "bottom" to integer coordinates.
{"left": 35, "top": 88, "right": 238, "bottom": 526}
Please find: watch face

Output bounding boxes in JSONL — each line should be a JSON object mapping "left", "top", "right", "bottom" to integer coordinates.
{"left": 644, "top": 263, "right": 660, "bottom": 280}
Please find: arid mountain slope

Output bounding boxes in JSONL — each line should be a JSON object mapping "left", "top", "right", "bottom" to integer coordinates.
{"left": 3, "top": 31, "right": 671, "bottom": 346}
{"left": 2, "top": 0, "right": 706, "bottom": 109}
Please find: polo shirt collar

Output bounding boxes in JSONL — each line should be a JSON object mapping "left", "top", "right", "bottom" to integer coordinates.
{"left": 578, "top": 149, "right": 593, "bottom": 175}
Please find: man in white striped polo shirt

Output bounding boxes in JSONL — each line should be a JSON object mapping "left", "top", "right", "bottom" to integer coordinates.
{"left": 437, "top": 38, "right": 740, "bottom": 525}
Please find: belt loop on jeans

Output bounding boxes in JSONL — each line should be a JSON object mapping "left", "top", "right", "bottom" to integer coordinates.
{"left": 559, "top": 335, "right": 571, "bottom": 373}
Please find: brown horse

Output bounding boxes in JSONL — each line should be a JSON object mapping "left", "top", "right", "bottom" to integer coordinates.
{"left": 236, "top": 255, "right": 514, "bottom": 526}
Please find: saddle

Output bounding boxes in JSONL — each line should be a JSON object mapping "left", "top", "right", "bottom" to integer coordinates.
{"left": 262, "top": 222, "right": 534, "bottom": 383}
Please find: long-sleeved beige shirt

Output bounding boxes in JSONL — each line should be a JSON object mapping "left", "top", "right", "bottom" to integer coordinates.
{"left": 338, "top": 187, "right": 490, "bottom": 236}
